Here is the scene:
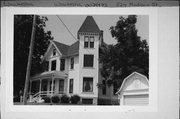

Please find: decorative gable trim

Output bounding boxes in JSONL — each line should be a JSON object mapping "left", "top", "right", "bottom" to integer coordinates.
{"left": 115, "top": 72, "right": 149, "bottom": 94}
{"left": 42, "top": 41, "right": 62, "bottom": 61}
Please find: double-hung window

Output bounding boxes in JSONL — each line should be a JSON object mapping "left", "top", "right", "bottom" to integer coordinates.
{"left": 90, "top": 36, "right": 94, "bottom": 48}
{"left": 60, "top": 59, "right": 65, "bottom": 71}
{"left": 83, "top": 77, "right": 93, "bottom": 92}
{"left": 51, "top": 60, "right": 56, "bottom": 71}
{"left": 84, "top": 36, "right": 94, "bottom": 48}
{"left": 83, "top": 55, "right": 94, "bottom": 67}
{"left": 84, "top": 36, "right": 89, "bottom": 48}
{"left": 69, "top": 79, "right": 73, "bottom": 93}
{"left": 70, "top": 57, "right": 74, "bottom": 69}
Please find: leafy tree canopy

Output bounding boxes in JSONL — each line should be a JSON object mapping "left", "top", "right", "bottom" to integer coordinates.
{"left": 14, "top": 15, "right": 53, "bottom": 96}
{"left": 99, "top": 15, "right": 149, "bottom": 88}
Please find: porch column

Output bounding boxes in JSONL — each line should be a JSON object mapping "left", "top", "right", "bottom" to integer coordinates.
{"left": 29, "top": 81, "right": 32, "bottom": 94}
{"left": 29, "top": 81, "right": 32, "bottom": 102}
{"left": 51, "top": 76, "right": 54, "bottom": 95}
{"left": 39, "top": 79, "right": 42, "bottom": 93}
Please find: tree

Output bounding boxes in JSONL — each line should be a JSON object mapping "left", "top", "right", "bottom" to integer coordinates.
{"left": 99, "top": 15, "right": 149, "bottom": 88}
{"left": 14, "top": 15, "right": 53, "bottom": 97}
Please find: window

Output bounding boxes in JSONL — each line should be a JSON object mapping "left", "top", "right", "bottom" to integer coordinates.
{"left": 84, "top": 36, "right": 89, "bottom": 48}
{"left": 60, "top": 59, "right": 65, "bottom": 71}
{"left": 59, "top": 80, "right": 64, "bottom": 93}
{"left": 90, "top": 36, "right": 94, "bottom": 48}
{"left": 83, "top": 55, "right": 94, "bottom": 67}
{"left": 51, "top": 60, "right": 56, "bottom": 71}
{"left": 102, "top": 80, "right": 106, "bottom": 95}
{"left": 69, "top": 79, "right": 73, "bottom": 93}
{"left": 84, "top": 36, "right": 94, "bottom": 48}
{"left": 53, "top": 48, "right": 56, "bottom": 56}
{"left": 83, "top": 77, "right": 93, "bottom": 92}
{"left": 70, "top": 58, "right": 74, "bottom": 69}
{"left": 82, "top": 98, "right": 93, "bottom": 104}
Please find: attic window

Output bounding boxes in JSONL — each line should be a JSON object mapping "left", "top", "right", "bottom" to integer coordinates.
{"left": 53, "top": 48, "right": 56, "bottom": 56}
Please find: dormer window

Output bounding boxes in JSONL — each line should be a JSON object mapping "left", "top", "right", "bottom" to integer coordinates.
{"left": 53, "top": 48, "right": 56, "bottom": 56}
{"left": 84, "top": 36, "right": 94, "bottom": 48}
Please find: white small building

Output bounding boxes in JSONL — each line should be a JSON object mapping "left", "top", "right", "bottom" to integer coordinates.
{"left": 116, "top": 72, "right": 149, "bottom": 106}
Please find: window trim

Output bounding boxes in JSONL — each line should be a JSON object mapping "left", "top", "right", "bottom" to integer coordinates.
{"left": 70, "top": 57, "right": 74, "bottom": 69}
{"left": 53, "top": 48, "right": 56, "bottom": 56}
{"left": 83, "top": 54, "right": 94, "bottom": 68}
{"left": 84, "top": 36, "right": 95, "bottom": 48}
{"left": 83, "top": 77, "right": 93, "bottom": 92}
{"left": 60, "top": 59, "right": 65, "bottom": 71}
{"left": 59, "top": 79, "right": 64, "bottom": 93}
{"left": 51, "top": 60, "right": 56, "bottom": 71}
{"left": 69, "top": 79, "right": 73, "bottom": 93}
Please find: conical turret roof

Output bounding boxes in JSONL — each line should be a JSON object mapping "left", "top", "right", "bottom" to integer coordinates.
{"left": 78, "top": 16, "right": 101, "bottom": 34}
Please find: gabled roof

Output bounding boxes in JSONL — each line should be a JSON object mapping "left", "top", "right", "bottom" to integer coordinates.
{"left": 78, "top": 16, "right": 101, "bottom": 34}
{"left": 116, "top": 72, "right": 149, "bottom": 94}
{"left": 54, "top": 40, "right": 79, "bottom": 57}
{"left": 53, "top": 41, "right": 69, "bottom": 56}
{"left": 68, "top": 41, "right": 79, "bottom": 56}
{"left": 42, "top": 40, "right": 80, "bottom": 61}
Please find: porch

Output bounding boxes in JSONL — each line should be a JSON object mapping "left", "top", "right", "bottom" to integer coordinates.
{"left": 28, "top": 71, "right": 68, "bottom": 102}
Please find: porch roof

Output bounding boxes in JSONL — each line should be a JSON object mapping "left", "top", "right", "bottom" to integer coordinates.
{"left": 31, "top": 71, "right": 68, "bottom": 81}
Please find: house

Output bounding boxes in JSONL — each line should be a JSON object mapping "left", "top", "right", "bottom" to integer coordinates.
{"left": 116, "top": 72, "right": 149, "bottom": 106}
{"left": 28, "top": 16, "right": 118, "bottom": 105}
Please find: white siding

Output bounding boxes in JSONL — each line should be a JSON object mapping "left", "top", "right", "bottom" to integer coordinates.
{"left": 78, "top": 34, "right": 99, "bottom": 102}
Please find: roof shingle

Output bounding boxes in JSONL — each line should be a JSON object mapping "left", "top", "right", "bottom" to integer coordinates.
{"left": 78, "top": 16, "right": 101, "bottom": 34}
{"left": 53, "top": 40, "right": 79, "bottom": 57}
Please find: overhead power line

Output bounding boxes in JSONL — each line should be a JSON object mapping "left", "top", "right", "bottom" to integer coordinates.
{"left": 55, "top": 15, "right": 99, "bottom": 61}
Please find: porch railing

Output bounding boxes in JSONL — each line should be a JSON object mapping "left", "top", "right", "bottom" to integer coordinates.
{"left": 28, "top": 91, "right": 64, "bottom": 103}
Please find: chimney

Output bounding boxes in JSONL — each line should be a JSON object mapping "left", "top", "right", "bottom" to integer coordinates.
{"left": 100, "top": 30, "right": 104, "bottom": 46}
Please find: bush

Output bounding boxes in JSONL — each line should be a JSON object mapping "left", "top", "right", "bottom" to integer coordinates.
{"left": 51, "top": 95, "right": 60, "bottom": 103}
{"left": 70, "top": 95, "right": 80, "bottom": 104}
{"left": 42, "top": 96, "right": 51, "bottom": 103}
{"left": 13, "top": 96, "right": 20, "bottom": 102}
{"left": 61, "top": 94, "right": 70, "bottom": 103}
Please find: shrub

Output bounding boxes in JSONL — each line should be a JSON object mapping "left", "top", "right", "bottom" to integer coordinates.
{"left": 61, "top": 94, "right": 70, "bottom": 103}
{"left": 51, "top": 95, "right": 60, "bottom": 103}
{"left": 70, "top": 95, "right": 80, "bottom": 104}
{"left": 13, "top": 96, "right": 20, "bottom": 102}
{"left": 42, "top": 96, "right": 51, "bottom": 103}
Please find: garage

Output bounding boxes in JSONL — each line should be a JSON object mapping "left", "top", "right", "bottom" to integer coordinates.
{"left": 116, "top": 72, "right": 149, "bottom": 106}
{"left": 124, "top": 94, "right": 149, "bottom": 105}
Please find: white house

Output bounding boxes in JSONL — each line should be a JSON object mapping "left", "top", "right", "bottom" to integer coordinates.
{"left": 28, "top": 16, "right": 118, "bottom": 105}
{"left": 116, "top": 72, "right": 149, "bottom": 106}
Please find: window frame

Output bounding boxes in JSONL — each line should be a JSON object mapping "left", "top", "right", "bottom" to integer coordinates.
{"left": 69, "top": 79, "right": 73, "bottom": 93}
{"left": 70, "top": 57, "right": 74, "bottom": 69}
{"left": 51, "top": 60, "right": 56, "bottom": 71}
{"left": 84, "top": 36, "right": 95, "bottom": 48}
{"left": 59, "top": 80, "right": 64, "bottom": 93}
{"left": 84, "top": 36, "right": 89, "bottom": 48}
{"left": 83, "top": 54, "right": 94, "bottom": 67}
{"left": 83, "top": 77, "right": 93, "bottom": 92}
{"left": 60, "top": 59, "right": 65, "bottom": 71}
{"left": 53, "top": 48, "right": 56, "bottom": 56}
{"left": 89, "top": 36, "right": 94, "bottom": 48}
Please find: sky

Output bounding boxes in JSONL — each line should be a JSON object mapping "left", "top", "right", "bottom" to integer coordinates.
{"left": 43, "top": 15, "right": 149, "bottom": 46}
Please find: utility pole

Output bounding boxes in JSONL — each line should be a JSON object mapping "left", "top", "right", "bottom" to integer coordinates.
{"left": 23, "top": 15, "right": 37, "bottom": 105}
